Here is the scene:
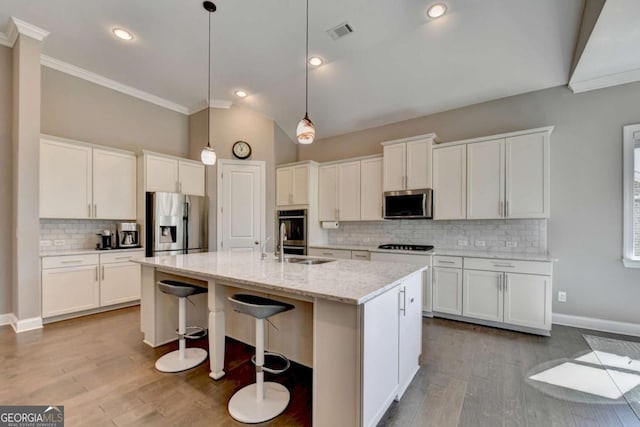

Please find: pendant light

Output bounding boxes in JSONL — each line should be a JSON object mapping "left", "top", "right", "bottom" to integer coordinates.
{"left": 200, "top": 1, "right": 217, "bottom": 165}
{"left": 296, "top": 0, "right": 316, "bottom": 144}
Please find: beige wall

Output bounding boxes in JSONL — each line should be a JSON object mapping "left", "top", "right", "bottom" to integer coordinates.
{"left": 189, "top": 106, "right": 292, "bottom": 251}
{"left": 274, "top": 123, "right": 298, "bottom": 166}
{"left": 0, "top": 46, "right": 12, "bottom": 315}
{"left": 300, "top": 82, "right": 640, "bottom": 326}
{"left": 41, "top": 67, "right": 189, "bottom": 156}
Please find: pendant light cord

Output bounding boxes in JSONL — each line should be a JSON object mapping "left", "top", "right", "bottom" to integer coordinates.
{"left": 207, "top": 9, "right": 212, "bottom": 148}
{"left": 305, "top": 0, "right": 309, "bottom": 116}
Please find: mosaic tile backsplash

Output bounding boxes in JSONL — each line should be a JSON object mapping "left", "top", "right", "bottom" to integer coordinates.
{"left": 40, "top": 219, "right": 122, "bottom": 250}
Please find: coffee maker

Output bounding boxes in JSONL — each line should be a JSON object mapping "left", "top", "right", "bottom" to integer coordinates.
{"left": 96, "top": 229, "right": 113, "bottom": 250}
{"left": 116, "top": 223, "right": 140, "bottom": 248}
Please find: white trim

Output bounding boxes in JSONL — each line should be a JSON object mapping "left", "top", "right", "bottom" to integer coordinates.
{"left": 622, "top": 124, "right": 640, "bottom": 267}
{"left": 553, "top": 313, "right": 640, "bottom": 338}
{"left": 569, "top": 68, "right": 640, "bottom": 94}
{"left": 216, "top": 159, "right": 266, "bottom": 252}
{"left": 0, "top": 32, "right": 11, "bottom": 47}
{"left": 381, "top": 133, "right": 439, "bottom": 146}
{"left": 41, "top": 133, "right": 136, "bottom": 156}
{"left": 434, "top": 126, "right": 555, "bottom": 148}
{"left": 0, "top": 313, "right": 13, "bottom": 326}
{"left": 6, "top": 17, "right": 50, "bottom": 47}
{"left": 10, "top": 315, "right": 44, "bottom": 333}
{"left": 188, "top": 100, "right": 233, "bottom": 114}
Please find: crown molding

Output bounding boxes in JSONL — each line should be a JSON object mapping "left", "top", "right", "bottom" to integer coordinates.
{"left": 0, "top": 32, "right": 10, "bottom": 47}
{"left": 6, "top": 17, "right": 49, "bottom": 47}
{"left": 41, "top": 55, "right": 192, "bottom": 114}
{"left": 188, "top": 99, "right": 233, "bottom": 115}
{"left": 569, "top": 67, "right": 640, "bottom": 94}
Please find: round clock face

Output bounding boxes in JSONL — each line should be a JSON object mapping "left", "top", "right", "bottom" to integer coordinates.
{"left": 232, "top": 141, "right": 252, "bottom": 159}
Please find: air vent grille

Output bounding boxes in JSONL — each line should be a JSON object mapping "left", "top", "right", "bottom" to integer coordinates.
{"left": 327, "top": 22, "right": 354, "bottom": 40}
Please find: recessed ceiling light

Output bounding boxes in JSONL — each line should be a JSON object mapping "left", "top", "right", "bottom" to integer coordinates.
{"left": 427, "top": 3, "right": 447, "bottom": 19}
{"left": 234, "top": 90, "right": 248, "bottom": 98}
{"left": 308, "top": 56, "right": 323, "bottom": 66}
{"left": 112, "top": 28, "right": 134, "bottom": 41}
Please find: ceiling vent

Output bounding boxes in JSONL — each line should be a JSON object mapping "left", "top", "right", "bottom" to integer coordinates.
{"left": 327, "top": 22, "right": 354, "bottom": 40}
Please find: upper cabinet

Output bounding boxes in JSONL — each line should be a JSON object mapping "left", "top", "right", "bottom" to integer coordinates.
{"left": 276, "top": 162, "right": 316, "bottom": 208}
{"left": 434, "top": 127, "right": 552, "bottom": 220}
{"left": 319, "top": 161, "right": 361, "bottom": 221}
{"left": 40, "top": 137, "right": 136, "bottom": 220}
{"left": 382, "top": 134, "right": 436, "bottom": 191}
{"left": 143, "top": 153, "right": 205, "bottom": 196}
{"left": 360, "top": 157, "right": 383, "bottom": 220}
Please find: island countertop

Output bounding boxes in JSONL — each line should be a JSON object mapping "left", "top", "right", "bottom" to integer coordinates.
{"left": 133, "top": 251, "right": 426, "bottom": 305}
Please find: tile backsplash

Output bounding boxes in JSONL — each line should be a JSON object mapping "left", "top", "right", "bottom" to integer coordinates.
{"left": 40, "top": 219, "right": 122, "bottom": 250}
{"left": 325, "top": 219, "right": 547, "bottom": 253}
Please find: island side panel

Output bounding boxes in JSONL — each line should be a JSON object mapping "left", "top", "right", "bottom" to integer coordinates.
{"left": 313, "top": 298, "right": 362, "bottom": 427}
{"left": 208, "top": 278, "right": 226, "bottom": 380}
{"left": 140, "top": 265, "right": 156, "bottom": 345}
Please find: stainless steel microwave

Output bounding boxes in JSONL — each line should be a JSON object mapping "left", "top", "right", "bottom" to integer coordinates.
{"left": 383, "top": 189, "right": 433, "bottom": 219}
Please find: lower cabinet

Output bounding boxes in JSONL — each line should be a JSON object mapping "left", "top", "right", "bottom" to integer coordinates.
{"left": 432, "top": 267, "right": 463, "bottom": 315}
{"left": 397, "top": 273, "right": 422, "bottom": 400}
{"left": 462, "top": 270, "right": 503, "bottom": 322}
{"left": 100, "top": 263, "right": 142, "bottom": 306}
{"left": 308, "top": 247, "right": 353, "bottom": 259}
{"left": 42, "top": 265, "right": 100, "bottom": 317}
{"left": 503, "top": 273, "right": 551, "bottom": 330}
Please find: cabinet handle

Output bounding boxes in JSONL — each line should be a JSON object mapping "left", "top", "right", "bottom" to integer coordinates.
{"left": 101, "top": 265, "right": 105, "bottom": 280}
{"left": 322, "top": 252, "right": 333, "bottom": 256}
{"left": 95, "top": 266, "right": 98, "bottom": 281}
{"left": 399, "top": 287, "right": 406, "bottom": 316}
{"left": 94, "top": 204, "right": 97, "bottom": 218}
{"left": 438, "top": 260, "right": 456, "bottom": 264}
{"left": 180, "top": 182, "right": 182, "bottom": 193}
{"left": 498, "top": 274, "right": 502, "bottom": 292}
{"left": 61, "top": 260, "right": 83, "bottom": 264}
{"left": 88, "top": 204, "right": 91, "bottom": 218}
{"left": 354, "top": 254, "right": 368, "bottom": 259}
{"left": 505, "top": 274, "right": 509, "bottom": 293}
{"left": 499, "top": 201, "right": 504, "bottom": 217}
{"left": 115, "top": 256, "right": 132, "bottom": 260}
{"left": 505, "top": 200, "right": 509, "bottom": 217}
{"left": 493, "top": 263, "right": 515, "bottom": 268}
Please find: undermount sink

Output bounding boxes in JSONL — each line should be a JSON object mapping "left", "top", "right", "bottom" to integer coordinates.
{"left": 284, "top": 257, "right": 334, "bottom": 265}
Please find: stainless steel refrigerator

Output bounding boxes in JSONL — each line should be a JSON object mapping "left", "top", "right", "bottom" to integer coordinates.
{"left": 145, "top": 192, "right": 208, "bottom": 257}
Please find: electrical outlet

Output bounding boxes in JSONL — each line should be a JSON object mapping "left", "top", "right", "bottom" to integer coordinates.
{"left": 558, "top": 291, "right": 567, "bottom": 303}
{"left": 40, "top": 240, "right": 52, "bottom": 247}
{"left": 457, "top": 240, "right": 468, "bottom": 246}
{"left": 475, "top": 240, "right": 486, "bottom": 247}
{"left": 506, "top": 241, "right": 518, "bottom": 248}
{"left": 54, "top": 240, "right": 65, "bottom": 247}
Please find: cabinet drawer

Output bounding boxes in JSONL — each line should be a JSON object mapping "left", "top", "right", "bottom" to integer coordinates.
{"left": 308, "top": 248, "right": 352, "bottom": 259}
{"left": 351, "top": 251, "right": 371, "bottom": 261}
{"left": 433, "top": 256, "right": 462, "bottom": 268}
{"left": 463, "top": 257, "right": 552, "bottom": 275}
{"left": 100, "top": 250, "right": 145, "bottom": 264}
{"left": 42, "top": 254, "right": 99, "bottom": 269}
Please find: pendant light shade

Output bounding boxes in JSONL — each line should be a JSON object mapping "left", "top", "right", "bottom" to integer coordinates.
{"left": 201, "top": 1, "right": 217, "bottom": 166}
{"left": 297, "top": 0, "right": 315, "bottom": 144}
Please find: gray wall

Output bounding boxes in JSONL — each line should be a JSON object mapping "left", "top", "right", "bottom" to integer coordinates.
{"left": 0, "top": 45, "right": 12, "bottom": 315}
{"left": 300, "top": 83, "right": 640, "bottom": 325}
{"left": 41, "top": 67, "right": 189, "bottom": 156}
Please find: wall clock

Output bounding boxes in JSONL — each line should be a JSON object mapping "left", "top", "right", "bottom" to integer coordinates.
{"left": 232, "top": 140, "right": 252, "bottom": 159}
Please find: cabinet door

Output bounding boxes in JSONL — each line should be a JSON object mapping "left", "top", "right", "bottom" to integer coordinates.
{"left": 383, "top": 143, "right": 406, "bottom": 191}
{"left": 433, "top": 145, "right": 467, "bottom": 220}
{"left": 406, "top": 139, "right": 432, "bottom": 190}
{"left": 462, "top": 270, "right": 503, "bottom": 322}
{"left": 398, "top": 273, "right": 422, "bottom": 400}
{"left": 276, "top": 167, "right": 293, "bottom": 206}
{"left": 292, "top": 165, "right": 310, "bottom": 205}
{"left": 308, "top": 247, "right": 352, "bottom": 259}
{"left": 93, "top": 149, "right": 136, "bottom": 219}
{"left": 506, "top": 132, "right": 549, "bottom": 218}
{"left": 40, "top": 139, "right": 92, "bottom": 219}
{"left": 432, "top": 267, "right": 463, "bottom": 315}
{"left": 467, "top": 139, "right": 505, "bottom": 219}
{"left": 100, "top": 262, "right": 141, "bottom": 306}
{"left": 145, "top": 155, "right": 178, "bottom": 193}
{"left": 179, "top": 160, "right": 205, "bottom": 196}
{"left": 42, "top": 266, "right": 100, "bottom": 317}
{"left": 339, "top": 161, "right": 361, "bottom": 221}
{"left": 318, "top": 165, "right": 338, "bottom": 221}
{"left": 504, "top": 273, "right": 551, "bottom": 330}
{"left": 361, "top": 158, "right": 383, "bottom": 220}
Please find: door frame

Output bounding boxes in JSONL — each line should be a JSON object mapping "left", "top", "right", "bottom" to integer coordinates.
{"left": 216, "top": 159, "right": 266, "bottom": 251}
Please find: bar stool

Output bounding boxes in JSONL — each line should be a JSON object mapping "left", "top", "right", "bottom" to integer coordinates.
{"left": 155, "top": 280, "right": 208, "bottom": 373}
{"left": 227, "top": 294, "right": 295, "bottom": 423}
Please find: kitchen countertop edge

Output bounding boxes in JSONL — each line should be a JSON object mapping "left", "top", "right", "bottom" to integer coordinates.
{"left": 40, "top": 247, "right": 145, "bottom": 257}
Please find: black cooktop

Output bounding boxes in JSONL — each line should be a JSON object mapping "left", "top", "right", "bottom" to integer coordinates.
{"left": 377, "top": 244, "right": 434, "bottom": 252}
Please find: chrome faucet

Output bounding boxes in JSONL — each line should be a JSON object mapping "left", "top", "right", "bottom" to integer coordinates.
{"left": 279, "top": 223, "right": 286, "bottom": 263}
{"left": 261, "top": 237, "right": 272, "bottom": 260}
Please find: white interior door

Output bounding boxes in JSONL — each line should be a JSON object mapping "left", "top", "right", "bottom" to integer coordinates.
{"left": 218, "top": 160, "right": 265, "bottom": 252}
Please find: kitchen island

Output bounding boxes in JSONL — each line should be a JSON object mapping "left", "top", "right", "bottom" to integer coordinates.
{"left": 134, "top": 251, "right": 426, "bottom": 427}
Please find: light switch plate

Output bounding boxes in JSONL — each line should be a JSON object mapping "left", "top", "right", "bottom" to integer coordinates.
{"left": 558, "top": 291, "right": 567, "bottom": 302}
{"left": 40, "top": 240, "right": 52, "bottom": 247}
{"left": 457, "top": 240, "right": 468, "bottom": 246}
{"left": 506, "top": 241, "right": 518, "bottom": 248}
{"left": 54, "top": 240, "right": 65, "bottom": 246}
{"left": 475, "top": 240, "right": 486, "bottom": 247}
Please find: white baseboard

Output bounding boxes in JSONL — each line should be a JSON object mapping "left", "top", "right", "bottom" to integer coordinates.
{"left": 10, "top": 315, "right": 43, "bottom": 333}
{"left": 0, "top": 313, "right": 13, "bottom": 326}
{"left": 553, "top": 313, "right": 640, "bottom": 338}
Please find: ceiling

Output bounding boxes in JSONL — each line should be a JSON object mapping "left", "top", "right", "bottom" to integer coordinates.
{"left": 0, "top": 0, "right": 584, "bottom": 141}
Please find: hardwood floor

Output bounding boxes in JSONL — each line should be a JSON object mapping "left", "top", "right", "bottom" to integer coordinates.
{"left": 1, "top": 308, "right": 638, "bottom": 426}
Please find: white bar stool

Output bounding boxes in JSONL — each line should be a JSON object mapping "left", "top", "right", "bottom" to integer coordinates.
{"left": 155, "top": 280, "right": 208, "bottom": 373}
{"left": 227, "top": 294, "right": 294, "bottom": 424}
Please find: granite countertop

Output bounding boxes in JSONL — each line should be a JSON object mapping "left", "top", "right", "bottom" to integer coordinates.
{"left": 133, "top": 251, "right": 426, "bottom": 305}
{"left": 40, "top": 247, "right": 144, "bottom": 257}
{"left": 308, "top": 243, "right": 556, "bottom": 262}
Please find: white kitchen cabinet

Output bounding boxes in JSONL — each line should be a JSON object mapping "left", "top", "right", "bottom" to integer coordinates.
{"left": 93, "top": 148, "right": 137, "bottom": 219}
{"left": 318, "top": 161, "right": 361, "bottom": 221}
{"left": 308, "top": 247, "right": 352, "bottom": 259}
{"left": 466, "top": 139, "right": 505, "bottom": 219}
{"left": 503, "top": 273, "right": 551, "bottom": 330}
{"left": 276, "top": 163, "right": 312, "bottom": 207}
{"left": 318, "top": 164, "right": 338, "bottom": 221}
{"left": 382, "top": 135, "right": 436, "bottom": 191}
{"left": 361, "top": 158, "right": 383, "bottom": 220}
{"left": 144, "top": 153, "right": 204, "bottom": 196}
{"left": 100, "top": 262, "right": 141, "bottom": 306}
{"left": 432, "top": 266, "right": 463, "bottom": 315}
{"left": 462, "top": 269, "right": 503, "bottom": 322}
{"left": 433, "top": 144, "right": 467, "bottom": 220}
{"left": 40, "top": 137, "right": 137, "bottom": 220}
{"left": 397, "top": 272, "right": 422, "bottom": 400}
{"left": 42, "top": 264, "right": 100, "bottom": 318}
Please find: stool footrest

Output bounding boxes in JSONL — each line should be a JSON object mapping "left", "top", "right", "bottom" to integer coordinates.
{"left": 176, "top": 326, "right": 207, "bottom": 340}
{"left": 252, "top": 352, "right": 291, "bottom": 374}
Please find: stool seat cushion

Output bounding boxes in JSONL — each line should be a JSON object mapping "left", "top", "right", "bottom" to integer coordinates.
{"left": 228, "top": 294, "right": 294, "bottom": 319}
{"left": 158, "top": 280, "right": 207, "bottom": 298}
